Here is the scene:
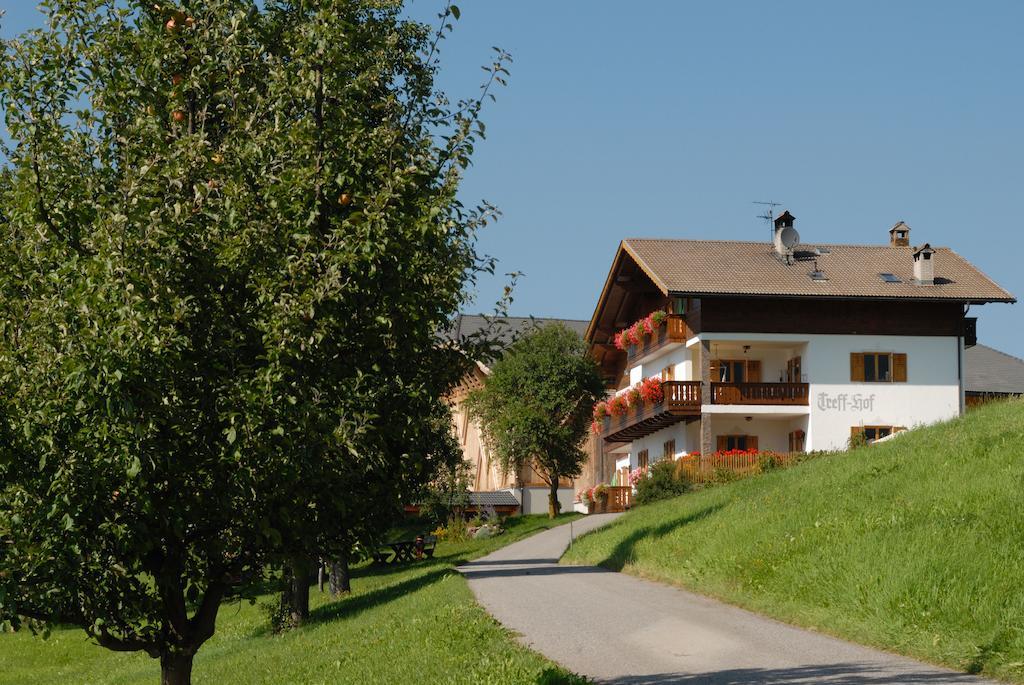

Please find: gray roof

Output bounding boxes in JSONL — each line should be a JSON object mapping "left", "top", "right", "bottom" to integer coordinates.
{"left": 469, "top": 491, "right": 520, "bottom": 507}
{"left": 965, "top": 344, "right": 1024, "bottom": 395}
{"left": 447, "top": 314, "right": 589, "bottom": 348}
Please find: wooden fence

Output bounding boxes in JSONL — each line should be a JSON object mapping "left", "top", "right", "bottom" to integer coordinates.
{"left": 673, "top": 451, "right": 801, "bottom": 485}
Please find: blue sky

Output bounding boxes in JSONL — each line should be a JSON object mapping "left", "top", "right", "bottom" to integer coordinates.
{"left": 4, "top": 2, "right": 1022, "bottom": 356}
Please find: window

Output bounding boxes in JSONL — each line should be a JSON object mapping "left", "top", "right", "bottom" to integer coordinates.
{"left": 661, "top": 365, "right": 675, "bottom": 381}
{"left": 637, "top": 449, "right": 649, "bottom": 470}
{"left": 716, "top": 435, "right": 758, "bottom": 452}
{"left": 672, "top": 297, "right": 686, "bottom": 315}
{"left": 852, "top": 425, "right": 896, "bottom": 444}
{"left": 865, "top": 352, "right": 890, "bottom": 382}
{"left": 851, "top": 352, "right": 907, "bottom": 383}
{"left": 663, "top": 439, "right": 676, "bottom": 461}
{"left": 788, "top": 430, "right": 805, "bottom": 453}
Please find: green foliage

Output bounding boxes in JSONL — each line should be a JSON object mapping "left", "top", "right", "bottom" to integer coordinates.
{"left": 466, "top": 323, "right": 604, "bottom": 515}
{"left": 0, "top": 0, "right": 507, "bottom": 678}
{"left": 565, "top": 400, "right": 1024, "bottom": 682}
{"left": 634, "top": 460, "right": 691, "bottom": 505}
{"left": 848, "top": 430, "right": 869, "bottom": 450}
{"left": 3, "top": 515, "right": 586, "bottom": 684}
{"left": 419, "top": 457, "right": 473, "bottom": 527}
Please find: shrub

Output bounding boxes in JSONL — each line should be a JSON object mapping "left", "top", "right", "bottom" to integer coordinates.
{"left": 635, "top": 460, "right": 691, "bottom": 505}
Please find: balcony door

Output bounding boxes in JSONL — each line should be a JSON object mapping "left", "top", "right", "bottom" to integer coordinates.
{"left": 711, "top": 359, "right": 761, "bottom": 383}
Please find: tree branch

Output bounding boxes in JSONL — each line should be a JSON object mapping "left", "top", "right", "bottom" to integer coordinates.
{"left": 88, "top": 624, "right": 159, "bottom": 657}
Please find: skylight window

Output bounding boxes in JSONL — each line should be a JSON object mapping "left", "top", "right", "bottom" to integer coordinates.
{"left": 810, "top": 270, "right": 828, "bottom": 281}
{"left": 879, "top": 273, "right": 902, "bottom": 283}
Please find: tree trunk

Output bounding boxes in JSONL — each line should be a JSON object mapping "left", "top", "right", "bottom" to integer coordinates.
{"left": 329, "top": 555, "right": 351, "bottom": 596}
{"left": 548, "top": 477, "right": 560, "bottom": 519}
{"left": 160, "top": 651, "right": 194, "bottom": 685}
{"left": 285, "top": 556, "right": 311, "bottom": 626}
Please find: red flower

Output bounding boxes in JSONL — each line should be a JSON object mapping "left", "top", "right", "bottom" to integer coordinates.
{"left": 593, "top": 401, "right": 609, "bottom": 420}
{"left": 607, "top": 395, "right": 628, "bottom": 416}
{"left": 627, "top": 322, "right": 645, "bottom": 346}
{"left": 613, "top": 331, "right": 627, "bottom": 351}
{"left": 625, "top": 387, "right": 642, "bottom": 408}
{"left": 638, "top": 376, "right": 664, "bottom": 403}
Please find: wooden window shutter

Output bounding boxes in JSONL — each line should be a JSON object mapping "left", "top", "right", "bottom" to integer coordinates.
{"left": 851, "top": 426, "right": 864, "bottom": 439}
{"left": 710, "top": 360, "right": 721, "bottom": 382}
{"left": 747, "top": 435, "right": 758, "bottom": 451}
{"left": 850, "top": 353, "right": 865, "bottom": 382}
{"left": 716, "top": 436, "right": 728, "bottom": 452}
{"left": 892, "top": 353, "right": 908, "bottom": 382}
{"left": 661, "top": 365, "right": 674, "bottom": 381}
{"left": 746, "top": 360, "right": 762, "bottom": 382}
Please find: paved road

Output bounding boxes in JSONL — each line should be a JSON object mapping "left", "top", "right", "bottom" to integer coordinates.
{"left": 459, "top": 514, "right": 997, "bottom": 684}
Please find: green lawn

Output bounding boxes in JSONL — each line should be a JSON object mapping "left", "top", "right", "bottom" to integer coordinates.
{"left": 3, "top": 514, "right": 585, "bottom": 685}
{"left": 563, "top": 399, "right": 1024, "bottom": 682}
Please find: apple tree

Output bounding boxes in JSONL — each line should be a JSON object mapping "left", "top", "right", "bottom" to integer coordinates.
{"left": 0, "top": 1, "right": 506, "bottom": 683}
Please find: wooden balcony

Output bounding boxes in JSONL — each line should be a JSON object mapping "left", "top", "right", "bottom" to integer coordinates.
{"left": 602, "top": 381, "right": 701, "bottom": 442}
{"left": 711, "top": 382, "right": 809, "bottom": 405}
{"left": 626, "top": 314, "right": 690, "bottom": 363}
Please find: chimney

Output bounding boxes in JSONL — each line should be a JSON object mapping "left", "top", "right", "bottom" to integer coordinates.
{"left": 912, "top": 243, "right": 935, "bottom": 285}
{"left": 773, "top": 210, "right": 798, "bottom": 257}
{"left": 889, "top": 221, "right": 911, "bottom": 247}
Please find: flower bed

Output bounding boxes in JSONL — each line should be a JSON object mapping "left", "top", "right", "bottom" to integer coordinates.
{"left": 613, "top": 310, "right": 668, "bottom": 351}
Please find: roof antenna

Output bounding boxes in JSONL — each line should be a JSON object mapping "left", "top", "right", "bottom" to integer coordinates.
{"left": 754, "top": 201, "right": 782, "bottom": 241}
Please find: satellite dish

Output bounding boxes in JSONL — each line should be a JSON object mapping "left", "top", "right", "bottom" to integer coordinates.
{"left": 780, "top": 226, "right": 800, "bottom": 249}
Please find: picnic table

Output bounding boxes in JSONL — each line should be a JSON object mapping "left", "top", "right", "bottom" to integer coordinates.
{"left": 372, "top": 535, "right": 437, "bottom": 565}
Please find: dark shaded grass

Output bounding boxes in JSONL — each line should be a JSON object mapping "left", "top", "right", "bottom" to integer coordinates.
{"left": 3, "top": 514, "right": 586, "bottom": 684}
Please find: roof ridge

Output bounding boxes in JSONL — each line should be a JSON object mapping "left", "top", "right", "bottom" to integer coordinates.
{"left": 623, "top": 237, "right": 951, "bottom": 250}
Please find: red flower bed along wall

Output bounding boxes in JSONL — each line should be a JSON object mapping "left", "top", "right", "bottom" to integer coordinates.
{"left": 613, "top": 310, "right": 667, "bottom": 351}
{"left": 591, "top": 377, "right": 664, "bottom": 434}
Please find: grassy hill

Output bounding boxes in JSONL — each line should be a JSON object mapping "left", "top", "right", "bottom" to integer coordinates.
{"left": 563, "top": 399, "right": 1024, "bottom": 682}
{"left": 3, "top": 515, "right": 586, "bottom": 685}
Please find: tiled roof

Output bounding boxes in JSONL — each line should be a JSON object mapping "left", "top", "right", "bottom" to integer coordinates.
{"left": 964, "top": 344, "right": 1024, "bottom": 395}
{"left": 622, "top": 239, "right": 1015, "bottom": 303}
{"left": 447, "top": 314, "right": 589, "bottom": 346}
{"left": 469, "top": 491, "right": 520, "bottom": 507}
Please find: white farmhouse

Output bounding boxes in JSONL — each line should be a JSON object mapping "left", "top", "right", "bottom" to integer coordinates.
{"left": 585, "top": 213, "right": 1015, "bottom": 482}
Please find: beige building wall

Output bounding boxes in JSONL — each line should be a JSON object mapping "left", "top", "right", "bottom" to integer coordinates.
{"left": 449, "top": 364, "right": 604, "bottom": 492}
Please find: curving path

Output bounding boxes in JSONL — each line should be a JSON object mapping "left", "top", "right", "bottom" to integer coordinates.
{"left": 458, "top": 514, "right": 999, "bottom": 684}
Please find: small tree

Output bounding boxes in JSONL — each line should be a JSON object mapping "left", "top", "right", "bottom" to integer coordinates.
{"left": 467, "top": 324, "right": 604, "bottom": 518}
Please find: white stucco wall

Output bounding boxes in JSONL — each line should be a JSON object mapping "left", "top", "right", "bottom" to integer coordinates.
{"left": 617, "top": 332, "right": 963, "bottom": 459}
{"left": 506, "top": 487, "right": 577, "bottom": 515}
{"left": 805, "top": 334, "right": 960, "bottom": 450}
{"left": 701, "top": 332, "right": 962, "bottom": 452}
{"left": 630, "top": 344, "right": 693, "bottom": 382}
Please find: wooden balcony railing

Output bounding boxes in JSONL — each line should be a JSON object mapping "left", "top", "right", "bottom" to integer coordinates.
{"left": 601, "top": 486, "right": 632, "bottom": 512}
{"left": 711, "top": 382, "right": 809, "bottom": 406}
{"left": 602, "top": 381, "right": 700, "bottom": 442}
{"left": 626, "top": 314, "right": 690, "bottom": 363}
